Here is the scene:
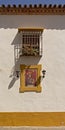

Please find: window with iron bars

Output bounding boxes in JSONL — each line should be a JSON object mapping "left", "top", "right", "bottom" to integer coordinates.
{"left": 19, "top": 31, "right": 43, "bottom": 56}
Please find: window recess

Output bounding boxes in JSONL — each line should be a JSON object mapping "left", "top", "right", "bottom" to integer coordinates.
{"left": 18, "top": 28, "right": 43, "bottom": 56}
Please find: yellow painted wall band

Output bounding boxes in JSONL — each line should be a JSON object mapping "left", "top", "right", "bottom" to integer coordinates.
{"left": 0, "top": 112, "right": 65, "bottom": 126}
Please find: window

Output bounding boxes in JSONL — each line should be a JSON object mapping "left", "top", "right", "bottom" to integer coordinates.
{"left": 18, "top": 28, "right": 43, "bottom": 56}
{"left": 19, "top": 64, "right": 42, "bottom": 92}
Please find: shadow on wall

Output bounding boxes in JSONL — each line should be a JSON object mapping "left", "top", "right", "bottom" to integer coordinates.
{"left": 8, "top": 32, "right": 42, "bottom": 89}
{"left": 0, "top": 15, "right": 65, "bottom": 29}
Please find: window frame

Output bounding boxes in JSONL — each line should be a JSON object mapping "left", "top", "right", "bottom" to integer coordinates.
{"left": 18, "top": 28, "right": 43, "bottom": 56}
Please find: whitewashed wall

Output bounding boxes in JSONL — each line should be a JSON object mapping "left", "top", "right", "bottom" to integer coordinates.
{"left": 0, "top": 15, "right": 65, "bottom": 112}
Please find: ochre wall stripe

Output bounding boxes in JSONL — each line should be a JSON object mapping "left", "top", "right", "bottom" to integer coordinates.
{"left": 0, "top": 112, "right": 65, "bottom": 126}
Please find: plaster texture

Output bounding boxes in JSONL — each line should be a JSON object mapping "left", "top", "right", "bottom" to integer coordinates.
{"left": 0, "top": 15, "right": 65, "bottom": 111}
{"left": 0, "top": 127, "right": 65, "bottom": 130}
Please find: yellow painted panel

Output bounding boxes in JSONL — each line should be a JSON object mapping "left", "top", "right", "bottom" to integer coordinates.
{"left": 18, "top": 27, "right": 44, "bottom": 32}
{"left": 0, "top": 112, "right": 65, "bottom": 126}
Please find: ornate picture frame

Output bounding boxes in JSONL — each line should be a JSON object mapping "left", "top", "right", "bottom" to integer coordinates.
{"left": 19, "top": 64, "right": 42, "bottom": 92}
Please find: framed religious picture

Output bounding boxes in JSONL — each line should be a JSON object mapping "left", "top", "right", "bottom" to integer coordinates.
{"left": 19, "top": 64, "right": 42, "bottom": 92}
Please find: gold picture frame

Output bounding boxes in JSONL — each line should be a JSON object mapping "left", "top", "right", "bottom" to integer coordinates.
{"left": 19, "top": 64, "right": 42, "bottom": 92}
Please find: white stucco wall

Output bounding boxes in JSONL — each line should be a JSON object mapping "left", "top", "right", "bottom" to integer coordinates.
{"left": 0, "top": 15, "right": 65, "bottom": 112}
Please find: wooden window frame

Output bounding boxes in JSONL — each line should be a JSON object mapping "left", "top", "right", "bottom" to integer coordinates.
{"left": 19, "top": 64, "right": 42, "bottom": 92}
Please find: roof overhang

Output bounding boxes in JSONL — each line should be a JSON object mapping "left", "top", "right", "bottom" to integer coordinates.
{"left": 0, "top": 4, "right": 65, "bottom": 15}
